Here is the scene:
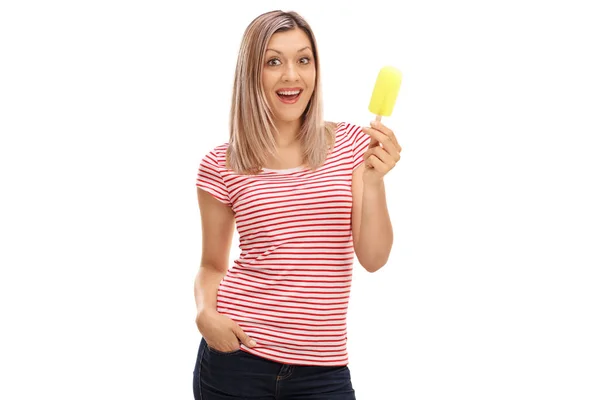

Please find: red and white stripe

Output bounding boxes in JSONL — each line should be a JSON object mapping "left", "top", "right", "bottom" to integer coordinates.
{"left": 196, "top": 122, "right": 370, "bottom": 366}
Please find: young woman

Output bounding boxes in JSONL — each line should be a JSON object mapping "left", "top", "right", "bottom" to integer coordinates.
{"left": 193, "top": 10, "right": 402, "bottom": 400}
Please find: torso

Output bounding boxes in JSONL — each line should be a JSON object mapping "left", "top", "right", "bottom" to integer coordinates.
{"left": 196, "top": 122, "right": 370, "bottom": 367}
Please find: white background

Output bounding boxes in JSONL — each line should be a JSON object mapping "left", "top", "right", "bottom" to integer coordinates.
{"left": 1, "top": 0, "right": 599, "bottom": 399}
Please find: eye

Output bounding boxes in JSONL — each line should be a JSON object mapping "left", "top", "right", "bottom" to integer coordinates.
{"left": 267, "top": 58, "right": 281, "bottom": 66}
{"left": 299, "top": 57, "right": 311, "bottom": 65}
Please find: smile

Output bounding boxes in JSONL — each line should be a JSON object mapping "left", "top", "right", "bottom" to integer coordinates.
{"left": 276, "top": 88, "right": 303, "bottom": 104}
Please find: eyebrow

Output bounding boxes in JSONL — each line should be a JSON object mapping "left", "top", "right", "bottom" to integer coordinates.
{"left": 266, "top": 46, "right": 312, "bottom": 54}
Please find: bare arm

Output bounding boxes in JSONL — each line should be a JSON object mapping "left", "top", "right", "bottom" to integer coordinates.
{"left": 351, "top": 164, "right": 393, "bottom": 272}
{"left": 194, "top": 187, "right": 256, "bottom": 350}
{"left": 194, "top": 268, "right": 225, "bottom": 313}
{"left": 351, "top": 120, "right": 401, "bottom": 273}
{"left": 194, "top": 187, "right": 235, "bottom": 314}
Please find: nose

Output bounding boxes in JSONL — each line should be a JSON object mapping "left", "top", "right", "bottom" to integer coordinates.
{"left": 282, "top": 63, "right": 300, "bottom": 82}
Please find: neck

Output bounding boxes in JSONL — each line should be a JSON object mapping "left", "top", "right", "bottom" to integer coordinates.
{"left": 273, "top": 119, "right": 302, "bottom": 148}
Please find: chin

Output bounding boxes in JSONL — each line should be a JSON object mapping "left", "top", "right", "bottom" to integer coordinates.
{"left": 270, "top": 106, "right": 307, "bottom": 123}
{"left": 268, "top": 95, "right": 311, "bottom": 125}
{"left": 275, "top": 112, "right": 305, "bottom": 123}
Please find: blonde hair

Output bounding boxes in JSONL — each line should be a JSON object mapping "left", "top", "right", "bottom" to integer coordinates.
{"left": 226, "top": 10, "right": 335, "bottom": 174}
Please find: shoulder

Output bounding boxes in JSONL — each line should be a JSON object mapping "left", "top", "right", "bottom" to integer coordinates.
{"left": 329, "top": 121, "right": 367, "bottom": 145}
{"left": 201, "top": 142, "right": 229, "bottom": 169}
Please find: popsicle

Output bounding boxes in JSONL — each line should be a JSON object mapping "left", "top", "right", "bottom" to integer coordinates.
{"left": 368, "top": 66, "right": 403, "bottom": 121}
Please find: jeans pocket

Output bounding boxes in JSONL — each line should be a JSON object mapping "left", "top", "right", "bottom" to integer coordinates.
{"left": 206, "top": 344, "right": 242, "bottom": 356}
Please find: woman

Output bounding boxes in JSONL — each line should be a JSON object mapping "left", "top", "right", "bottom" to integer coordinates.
{"left": 193, "top": 10, "right": 402, "bottom": 400}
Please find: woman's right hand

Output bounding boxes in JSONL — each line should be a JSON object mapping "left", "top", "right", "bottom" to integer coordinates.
{"left": 195, "top": 309, "right": 257, "bottom": 352}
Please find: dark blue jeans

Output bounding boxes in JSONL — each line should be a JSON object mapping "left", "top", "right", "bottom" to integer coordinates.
{"left": 193, "top": 338, "right": 356, "bottom": 399}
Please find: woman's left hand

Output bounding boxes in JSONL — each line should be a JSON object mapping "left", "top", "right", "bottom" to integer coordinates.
{"left": 361, "top": 120, "right": 402, "bottom": 184}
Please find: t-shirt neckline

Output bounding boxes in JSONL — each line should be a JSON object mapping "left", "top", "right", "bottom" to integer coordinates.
{"left": 261, "top": 165, "right": 306, "bottom": 174}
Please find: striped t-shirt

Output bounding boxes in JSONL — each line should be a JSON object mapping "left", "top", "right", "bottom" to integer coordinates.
{"left": 196, "top": 122, "right": 371, "bottom": 366}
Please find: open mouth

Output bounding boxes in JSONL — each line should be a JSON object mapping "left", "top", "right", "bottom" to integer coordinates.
{"left": 276, "top": 89, "right": 302, "bottom": 104}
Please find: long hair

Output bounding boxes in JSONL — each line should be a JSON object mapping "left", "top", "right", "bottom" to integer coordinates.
{"left": 226, "top": 10, "right": 335, "bottom": 174}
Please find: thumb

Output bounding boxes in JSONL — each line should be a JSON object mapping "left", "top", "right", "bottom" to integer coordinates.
{"left": 232, "top": 323, "right": 256, "bottom": 348}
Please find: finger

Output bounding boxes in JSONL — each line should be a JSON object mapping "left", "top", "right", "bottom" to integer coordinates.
{"left": 371, "top": 145, "right": 399, "bottom": 165}
{"left": 367, "top": 154, "right": 390, "bottom": 174}
{"left": 378, "top": 143, "right": 401, "bottom": 163}
{"left": 207, "top": 339, "right": 237, "bottom": 353}
{"left": 363, "top": 148, "right": 375, "bottom": 165}
{"left": 364, "top": 148, "right": 376, "bottom": 169}
{"left": 232, "top": 323, "right": 257, "bottom": 348}
{"left": 363, "top": 127, "right": 398, "bottom": 154}
{"left": 370, "top": 120, "right": 394, "bottom": 137}
{"left": 364, "top": 149, "right": 373, "bottom": 168}
{"left": 365, "top": 147, "right": 397, "bottom": 171}
{"left": 369, "top": 121, "right": 402, "bottom": 152}
{"left": 368, "top": 137, "right": 380, "bottom": 149}
{"left": 363, "top": 147, "right": 388, "bottom": 165}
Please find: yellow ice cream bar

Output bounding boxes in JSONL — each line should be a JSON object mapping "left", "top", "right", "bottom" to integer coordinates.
{"left": 368, "top": 66, "right": 403, "bottom": 117}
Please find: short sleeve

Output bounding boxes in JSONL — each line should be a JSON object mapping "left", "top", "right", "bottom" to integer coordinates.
{"left": 349, "top": 123, "right": 372, "bottom": 171}
{"left": 196, "top": 148, "right": 231, "bottom": 206}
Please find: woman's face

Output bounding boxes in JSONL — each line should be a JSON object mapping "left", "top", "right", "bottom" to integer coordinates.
{"left": 261, "top": 28, "right": 316, "bottom": 125}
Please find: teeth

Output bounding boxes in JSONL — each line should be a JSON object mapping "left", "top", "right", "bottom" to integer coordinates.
{"left": 277, "top": 90, "right": 301, "bottom": 96}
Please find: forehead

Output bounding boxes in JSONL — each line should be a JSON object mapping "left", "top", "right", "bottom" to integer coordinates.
{"left": 266, "top": 28, "right": 313, "bottom": 53}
